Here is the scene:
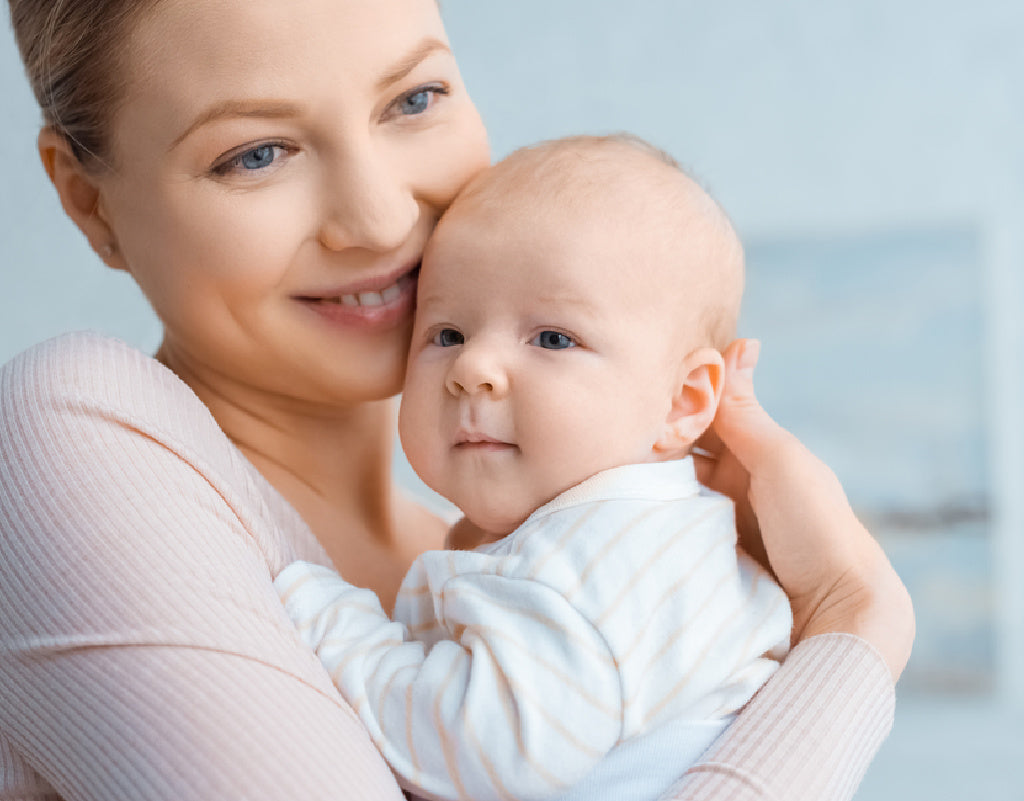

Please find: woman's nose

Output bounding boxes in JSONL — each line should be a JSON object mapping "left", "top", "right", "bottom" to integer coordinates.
{"left": 445, "top": 344, "right": 510, "bottom": 398}
{"left": 317, "top": 145, "right": 420, "bottom": 253}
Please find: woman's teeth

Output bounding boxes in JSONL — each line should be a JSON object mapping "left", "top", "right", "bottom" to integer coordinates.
{"left": 327, "top": 281, "right": 404, "bottom": 307}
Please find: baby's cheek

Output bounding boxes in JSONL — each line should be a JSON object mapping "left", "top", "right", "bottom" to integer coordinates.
{"left": 397, "top": 388, "right": 441, "bottom": 486}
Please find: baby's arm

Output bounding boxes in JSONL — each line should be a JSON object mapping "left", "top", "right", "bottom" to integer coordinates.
{"left": 276, "top": 558, "right": 622, "bottom": 801}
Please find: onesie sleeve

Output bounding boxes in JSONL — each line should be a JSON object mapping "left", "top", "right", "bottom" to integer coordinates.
{"left": 0, "top": 335, "right": 404, "bottom": 801}
{"left": 658, "top": 633, "right": 895, "bottom": 801}
{"left": 276, "top": 558, "right": 623, "bottom": 801}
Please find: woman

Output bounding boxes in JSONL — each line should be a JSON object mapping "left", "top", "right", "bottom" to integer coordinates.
{"left": 0, "top": 1, "right": 912, "bottom": 799}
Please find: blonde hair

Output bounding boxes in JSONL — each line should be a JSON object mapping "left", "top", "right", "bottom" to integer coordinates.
{"left": 8, "top": 0, "right": 162, "bottom": 170}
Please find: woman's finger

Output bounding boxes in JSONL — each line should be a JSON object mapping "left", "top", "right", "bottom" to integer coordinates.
{"left": 693, "top": 426, "right": 724, "bottom": 459}
{"left": 712, "top": 339, "right": 797, "bottom": 476}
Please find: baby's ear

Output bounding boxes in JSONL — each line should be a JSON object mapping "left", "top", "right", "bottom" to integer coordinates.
{"left": 653, "top": 347, "right": 725, "bottom": 458}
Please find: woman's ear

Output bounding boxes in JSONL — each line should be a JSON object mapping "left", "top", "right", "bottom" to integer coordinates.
{"left": 38, "top": 128, "right": 127, "bottom": 272}
{"left": 653, "top": 347, "right": 725, "bottom": 458}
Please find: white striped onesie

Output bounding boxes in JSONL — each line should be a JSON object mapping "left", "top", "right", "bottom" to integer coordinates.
{"left": 275, "top": 458, "right": 792, "bottom": 801}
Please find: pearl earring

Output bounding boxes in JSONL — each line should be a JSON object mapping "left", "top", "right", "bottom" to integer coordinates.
{"left": 100, "top": 243, "right": 114, "bottom": 258}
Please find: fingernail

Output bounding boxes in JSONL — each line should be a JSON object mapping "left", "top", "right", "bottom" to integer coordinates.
{"left": 739, "top": 339, "right": 761, "bottom": 370}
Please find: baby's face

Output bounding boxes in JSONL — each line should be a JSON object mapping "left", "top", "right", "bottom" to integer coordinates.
{"left": 399, "top": 198, "right": 684, "bottom": 537}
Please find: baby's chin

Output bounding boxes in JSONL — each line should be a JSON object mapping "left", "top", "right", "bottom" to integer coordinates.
{"left": 449, "top": 478, "right": 581, "bottom": 544}
{"left": 458, "top": 503, "right": 532, "bottom": 543}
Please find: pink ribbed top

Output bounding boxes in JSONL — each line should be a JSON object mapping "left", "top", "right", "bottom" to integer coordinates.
{"left": 0, "top": 333, "right": 894, "bottom": 801}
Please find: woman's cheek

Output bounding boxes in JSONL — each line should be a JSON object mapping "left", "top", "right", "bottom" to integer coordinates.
{"left": 202, "top": 184, "right": 313, "bottom": 272}
{"left": 412, "top": 111, "right": 490, "bottom": 211}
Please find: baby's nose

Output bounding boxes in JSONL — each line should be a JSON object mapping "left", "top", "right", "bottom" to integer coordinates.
{"left": 445, "top": 346, "right": 510, "bottom": 397}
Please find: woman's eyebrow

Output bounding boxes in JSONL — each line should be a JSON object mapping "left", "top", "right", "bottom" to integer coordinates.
{"left": 169, "top": 100, "right": 302, "bottom": 151}
{"left": 376, "top": 37, "right": 452, "bottom": 92}
{"left": 168, "top": 39, "right": 451, "bottom": 152}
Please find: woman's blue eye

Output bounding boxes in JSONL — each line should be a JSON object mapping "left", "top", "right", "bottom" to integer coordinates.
{"left": 389, "top": 85, "right": 448, "bottom": 120}
{"left": 213, "top": 144, "right": 289, "bottom": 176}
{"left": 434, "top": 328, "right": 464, "bottom": 347}
{"left": 532, "top": 331, "right": 576, "bottom": 350}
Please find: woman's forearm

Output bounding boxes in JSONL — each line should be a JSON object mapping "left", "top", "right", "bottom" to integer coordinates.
{"left": 660, "top": 634, "right": 894, "bottom": 801}
{"left": 1, "top": 647, "right": 405, "bottom": 801}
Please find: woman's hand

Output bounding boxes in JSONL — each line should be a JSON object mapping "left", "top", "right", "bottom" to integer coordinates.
{"left": 695, "top": 339, "right": 915, "bottom": 681}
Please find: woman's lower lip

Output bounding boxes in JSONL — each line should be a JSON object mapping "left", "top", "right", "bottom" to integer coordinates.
{"left": 296, "top": 276, "right": 417, "bottom": 332}
{"left": 455, "top": 442, "right": 517, "bottom": 452}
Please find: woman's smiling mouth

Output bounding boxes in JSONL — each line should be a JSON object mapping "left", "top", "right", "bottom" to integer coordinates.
{"left": 296, "top": 265, "right": 420, "bottom": 329}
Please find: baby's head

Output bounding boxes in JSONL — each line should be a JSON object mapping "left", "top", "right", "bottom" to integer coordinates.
{"left": 399, "top": 134, "right": 744, "bottom": 537}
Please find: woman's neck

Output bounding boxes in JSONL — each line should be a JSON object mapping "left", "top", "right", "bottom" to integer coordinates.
{"left": 225, "top": 396, "right": 398, "bottom": 541}
{"left": 158, "top": 344, "right": 402, "bottom": 544}
{"left": 156, "top": 342, "right": 450, "bottom": 607}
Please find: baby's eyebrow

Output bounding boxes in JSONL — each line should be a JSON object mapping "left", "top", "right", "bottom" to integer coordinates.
{"left": 416, "top": 291, "right": 450, "bottom": 310}
{"left": 532, "top": 291, "right": 600, "bottom": 315}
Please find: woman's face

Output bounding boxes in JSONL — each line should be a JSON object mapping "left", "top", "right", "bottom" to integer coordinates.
{"left": 97, "top": 0, "right": 489, "bottom": 407}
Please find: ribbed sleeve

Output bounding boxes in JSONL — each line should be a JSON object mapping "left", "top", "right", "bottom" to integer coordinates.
{"left": 0, "top": 333, "right": 404, "bottom": 800}
{"left": 661, "top": 633, "right": 895, "bottom": 801}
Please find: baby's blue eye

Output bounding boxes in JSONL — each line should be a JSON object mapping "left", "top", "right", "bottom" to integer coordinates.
{"left": 239, "top": 145, "right": 277, "bottom": 170}
{"left": 532, "top": 331, "right": 575, "bottom": 350}
{"left": 433, "top": 328, "right": 464, "bottom": 347}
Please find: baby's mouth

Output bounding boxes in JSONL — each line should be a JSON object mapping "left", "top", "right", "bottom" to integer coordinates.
{"left": 454, "top": 434, "right": 518, "bottom": 451}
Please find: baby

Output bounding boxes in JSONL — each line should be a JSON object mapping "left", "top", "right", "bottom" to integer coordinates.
{"left": 275, "top": 135, "right": 791, "bottom": 801}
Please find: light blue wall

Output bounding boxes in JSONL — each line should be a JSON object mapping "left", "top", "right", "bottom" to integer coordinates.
{"left": 0, "top": 21, "right": 162, "bottom": 361}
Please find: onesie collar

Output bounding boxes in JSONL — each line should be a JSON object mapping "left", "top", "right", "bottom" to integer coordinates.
{"left": 524, "top": 457, "right": 703, "bottom": 525}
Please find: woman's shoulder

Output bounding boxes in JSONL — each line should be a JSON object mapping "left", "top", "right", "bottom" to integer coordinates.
{"left": 3, "top": 329, "right": 150, "bottom": 370}
{"left": 3, "top": 330, "right": 234, "bottom": 462}
{"left": 0, "top": 331, "right": 324, "bottom": 570}
{"left": 0, "top": 337, "right": 344, "bottom": 721}
{"left": 2, "top": 330, "right": 194, "bottom": 413}
{"left": 1, "top": 331, "right": 228, "bottom": 479}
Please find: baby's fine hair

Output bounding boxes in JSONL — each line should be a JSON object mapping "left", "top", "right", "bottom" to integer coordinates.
{"left": 453, "top": 133, "right": 746, "bottom": 350}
